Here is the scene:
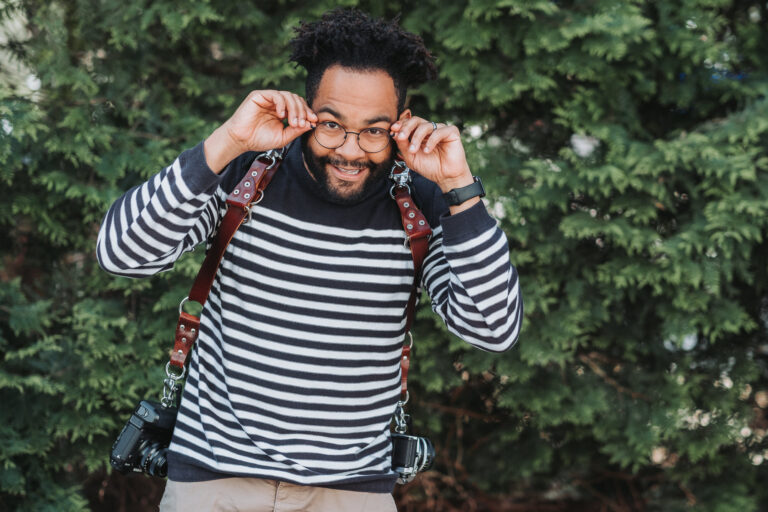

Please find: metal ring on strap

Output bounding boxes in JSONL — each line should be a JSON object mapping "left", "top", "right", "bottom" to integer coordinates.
{"left": 165, "top": 361, "right": 186, "bottom": 380}
{"left": 261, "top": 149, "right": 283, "bottom": 169}
{"left": 390, "top": 183, "right": 411, "bottom": 200}
{"left": 178, "top": 296, "right": 190, "bottom": 315}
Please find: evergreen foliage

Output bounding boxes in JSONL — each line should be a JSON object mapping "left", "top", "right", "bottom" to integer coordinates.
{"left": 1, "top": 0, "right": 767, "bottom": 510}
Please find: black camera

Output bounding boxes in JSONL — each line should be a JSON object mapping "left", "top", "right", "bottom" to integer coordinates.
{"left": 391, "top": 433, "right": 435, "bottom": 483}
{"left": 110, "top": 400, "right": 177, "bottom": 478}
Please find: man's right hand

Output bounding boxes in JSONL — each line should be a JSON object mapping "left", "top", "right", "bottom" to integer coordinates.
{"left": 204, "top": 90, "right": 317, "bottom": 174}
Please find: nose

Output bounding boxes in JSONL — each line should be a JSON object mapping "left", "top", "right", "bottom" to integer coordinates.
{"left": 334, "top": 132, "right": 367, "bottom": 162}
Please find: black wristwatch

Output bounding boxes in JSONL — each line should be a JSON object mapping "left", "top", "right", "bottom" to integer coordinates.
{"left": 442, "top": 176, "right": 485, "bottom": 206}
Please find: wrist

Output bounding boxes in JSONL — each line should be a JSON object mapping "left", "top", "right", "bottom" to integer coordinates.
{"left": 437, "top": 167, "right": 474, "bottom": 193}
{"left": 204, "top": 125, "right": 245, "bottom": 174}
{"left": 442, "top": 176, "right": 486, "bottom": 215}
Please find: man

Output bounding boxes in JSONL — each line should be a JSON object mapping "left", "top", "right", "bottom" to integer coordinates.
{"left": 98, "top": 9, "right": 522, "bottom": 512}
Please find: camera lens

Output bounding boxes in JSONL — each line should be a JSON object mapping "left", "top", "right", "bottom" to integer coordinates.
{"left": 414, "top": 437, "right": 435, "bottom": 472}
{"left": 139, "top": 441, "right": 169, "bottom": 478}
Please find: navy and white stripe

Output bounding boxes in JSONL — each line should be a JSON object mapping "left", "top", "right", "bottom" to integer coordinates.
{"left": 97, "top": 141, "right": 522, "bottom": 492}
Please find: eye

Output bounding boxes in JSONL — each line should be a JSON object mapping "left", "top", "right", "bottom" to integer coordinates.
{"left": 364, "top": 127, "right": 388, "bottom": 137}
{"left": 321, "top": 121, "right": 341, "bottom": 130}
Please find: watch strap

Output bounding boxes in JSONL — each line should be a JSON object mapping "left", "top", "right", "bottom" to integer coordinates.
{"left": 443, "top": 176, "right": 485, "bottom": 206}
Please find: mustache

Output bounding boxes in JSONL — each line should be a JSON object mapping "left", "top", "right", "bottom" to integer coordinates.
{"left": 325, "top": 157, "right": 374, "bottom": 170}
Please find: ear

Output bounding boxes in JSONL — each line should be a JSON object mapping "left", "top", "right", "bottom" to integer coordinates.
{"left": 398, "top": 109, "right": 412, "bottom": 121}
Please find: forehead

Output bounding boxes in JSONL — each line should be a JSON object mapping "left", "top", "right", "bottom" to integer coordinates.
{"left": 312, "top": 65, "right": 398, "bottom": 124}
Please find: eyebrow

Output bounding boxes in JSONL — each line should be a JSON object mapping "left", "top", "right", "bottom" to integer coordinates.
{"left": 364, "top": 114, "right": 394, "bottom": 125}
{"left": 317, "top": 106, "right": 345, "bottom": 121}
{"left": 316, "top": 106, "right": 393, "bottom": 126}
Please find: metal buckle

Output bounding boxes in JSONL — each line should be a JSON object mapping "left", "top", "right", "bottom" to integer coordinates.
{"left": 260, "top": 148, "right": 284, "bottom": 169}
{"left": 389, "top": 161, "right": 411, "bottom": 199}
{"left": 389, "top": 160, "right": 410, "bottom": 183}
{"left": 162, "top": 361, "right": 187, "bottom": 407}
{"left": 394, "top": 397, "right": 410, "bottom": 433}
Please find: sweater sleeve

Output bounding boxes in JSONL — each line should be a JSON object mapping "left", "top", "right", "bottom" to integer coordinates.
{"left": 96, "top": 142, "right": 228, "bottom": 277}
{"left": 421, "top": 201, "right": 523, "bottom": 353}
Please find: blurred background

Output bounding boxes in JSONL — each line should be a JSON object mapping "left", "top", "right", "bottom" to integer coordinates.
{"left": 1, "top": 1, "right": 768, "bottom": 510}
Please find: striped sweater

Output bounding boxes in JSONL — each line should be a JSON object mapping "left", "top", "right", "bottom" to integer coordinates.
{"left": 97, "top": 140, "right": 522, "bottom": 492}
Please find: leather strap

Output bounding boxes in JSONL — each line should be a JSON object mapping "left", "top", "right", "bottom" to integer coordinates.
{"left": 188, "top": 155, "right": 280, "bottom": 305}
{"left": 400, "top": 342, "right": 411, "bottom": 397}
{"left": 392, "top": 184, "right": 432, "bottom": 396}
{"left": 168, "top": 153, "right": 433, "bottom": 402}
{"left": 169, "top": 153, "right": 282, "bottom": 369}
{"left": 170, "top": 312, "right": 201, "bottom": 368}
{"left": 392, "top": 186, "right": 431, "bottom": 333}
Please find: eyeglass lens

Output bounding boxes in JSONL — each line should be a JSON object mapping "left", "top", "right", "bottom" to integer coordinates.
{"left": 314, "top": 122, "right": 390, "bottom": 153}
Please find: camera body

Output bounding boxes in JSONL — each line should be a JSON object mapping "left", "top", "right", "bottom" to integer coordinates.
{"left": 111, "top": 400, "right": 434, "bottom": 483}
{"left": 391, "top": 433, "right": 435, "bottom": 483}
{"left": 110, "top": 400, "right": 177, "bottom": 478}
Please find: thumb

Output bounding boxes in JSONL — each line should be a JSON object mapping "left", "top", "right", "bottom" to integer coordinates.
{"left": 394, "top": 137, "right": 414, "bottom": 163}
{"left": 278, "top": 124, "right": 313, "bottom": 147}
{"left": 394, "top": 139, "right": 419, "bottom": 169}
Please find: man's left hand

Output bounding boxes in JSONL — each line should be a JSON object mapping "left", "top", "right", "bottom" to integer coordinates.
{"left": 390, "top": 117, "right": 474, "bottom": 194}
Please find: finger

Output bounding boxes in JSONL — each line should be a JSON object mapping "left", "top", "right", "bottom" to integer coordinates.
{"left": 423, "top": 124, "right": 453, "bottom": 153}
{"left": 393, "top": 126, "right": 414, "bottom": 155}
{"left": 281, "top": 92, "right": 299, "bottom": 127}
{"left": 288, "top": 93, "right": 309, "bottom": 128}
{"left": 407, "top": 121, "right": 437, "bottom": 154}
{"left": 297, "top": 96, "right": 318, "bottom": 125}
{"left": 393, "top": 117, "right": 422, "bottom": 140}
{"left": 280, "top": 92, "right": 303, "bottom": 127}
{"left": 390, "top": 118, "right": 413, "bottom": 134}
{"left": 252, "top": 91, "right": 286, "bottom": 119}
{"left": 393, "top": 119, "right": 424, "bottom": 155}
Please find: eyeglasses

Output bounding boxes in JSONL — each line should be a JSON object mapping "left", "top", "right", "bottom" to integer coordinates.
{"left": 313, "top": 121, "right": 391, "bottom": 153}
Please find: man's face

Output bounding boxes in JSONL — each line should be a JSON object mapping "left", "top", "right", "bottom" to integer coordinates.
{"left": 303, "top": 65, "right": 409, "bottom": 204}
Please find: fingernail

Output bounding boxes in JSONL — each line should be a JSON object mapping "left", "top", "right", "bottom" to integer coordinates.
{"left": 424, "top": 146, "right": 430, "bottom": 153}
{"left": 299, "top": 119, "right": 305, "bottom": 127}
{"left": 409, "top": 145, "right": 416, "bottom": 152}
{"left": 399, "top": 133, "right": 406, "bottom": 139}
{"left": 292, "top": 118, "right": 298, "bottom": 125}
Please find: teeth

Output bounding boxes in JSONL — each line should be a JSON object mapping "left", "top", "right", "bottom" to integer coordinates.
{"left": 336, "top": 166, "right": 361, "bottom": 175}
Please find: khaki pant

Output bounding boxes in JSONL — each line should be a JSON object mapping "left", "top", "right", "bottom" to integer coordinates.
{"left": 159, "top": 478, "right": 397, "bottom": 512}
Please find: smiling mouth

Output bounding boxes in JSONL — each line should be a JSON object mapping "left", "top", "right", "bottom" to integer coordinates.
{"left": 335, "top": 166, "right": 362, "bottom": 175}
{"left": 330, "top": 163, "right": 368, "bottom": 180}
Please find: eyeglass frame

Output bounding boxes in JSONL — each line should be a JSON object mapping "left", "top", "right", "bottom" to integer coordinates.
{"left": 312, "top": 120, "right": 393, "bottom": 153}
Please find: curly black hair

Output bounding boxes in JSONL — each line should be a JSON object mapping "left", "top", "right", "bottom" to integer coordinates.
{"left": 289, "top": 9, "right": 437, "bottom": 113}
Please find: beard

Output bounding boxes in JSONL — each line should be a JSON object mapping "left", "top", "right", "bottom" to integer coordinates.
{"left": 300, "top": 133, "right": 395, "bottom": 205}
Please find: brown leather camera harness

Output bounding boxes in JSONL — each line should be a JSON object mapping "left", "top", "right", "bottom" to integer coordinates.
{"left": 161, "top": 148, "right": 431, "bottom": 437}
